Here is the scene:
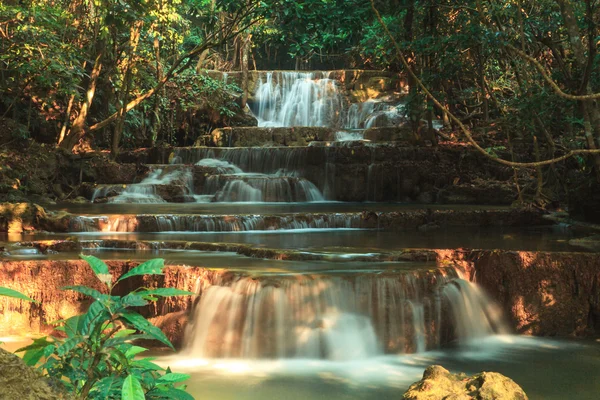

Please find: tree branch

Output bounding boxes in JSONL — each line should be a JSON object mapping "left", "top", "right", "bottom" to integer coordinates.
{"left": 370, "top": 0, "right": 600, "bottom": 168}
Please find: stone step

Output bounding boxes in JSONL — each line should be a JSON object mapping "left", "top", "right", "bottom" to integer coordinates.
{"left": 204, "top": 126, "right": 415, "bottom": 147}
{"left": 38, "top": 208, "right": 547, "bottom": 233}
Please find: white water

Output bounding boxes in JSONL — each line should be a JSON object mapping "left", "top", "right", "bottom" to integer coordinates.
{"left": 334, "top": 131, "right": 364, "bottom": 141}
{"left": 250, "top": 72, "right": 408, "bottom": 136}
{"left": 194, "top": 156, "right": 325, "bottom": 203}
{"left": 196, "top": 158, "right": 244, "bottom": 174}
{"left": 252, "top": 72, "right": 343, "bottom": 127}
{"left": 67, "top": 213, "right": 361, "bottom": 232}
{"left": 92, "top": 168, "right": 195, "bottom": 204}
{"left": 183, "top": 268, "right": 507, "bottom": 360}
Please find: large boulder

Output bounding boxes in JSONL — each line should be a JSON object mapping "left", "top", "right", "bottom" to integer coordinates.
{"left": 0, "top": 203, "right": 47, "bottom": 233}
{"left": 0, "top": 347, "right": 72, "bottom": 399}
{"left": 403, "top": 365, "right": 528, "bottom": 400}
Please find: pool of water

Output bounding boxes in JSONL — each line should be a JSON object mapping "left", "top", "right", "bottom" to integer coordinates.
{"left": 1, "top": 226, "right": 580, "bottom": 255}
{"left": 155, "top": 336, "right": 600, "bottom": 400}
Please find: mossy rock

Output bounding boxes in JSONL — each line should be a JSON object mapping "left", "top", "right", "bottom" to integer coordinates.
{"left": 0, "top": 348, "right": 72, "bottom": 399}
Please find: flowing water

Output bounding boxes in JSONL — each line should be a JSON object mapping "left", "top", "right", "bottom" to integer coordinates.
{"left": 249, "top": 71, "right": 409, "bottom": 134}
{"left": 182, "top": 267, "right": 507, "bottom": 359}
{"left": 3, "top": 70, "right": 599, "bottom": 399}
{"left": 251, "top": 71, "right": 343, "bottom": 127}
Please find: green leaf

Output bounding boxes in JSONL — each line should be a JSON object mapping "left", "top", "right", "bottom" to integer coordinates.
{"left": 152, "top": 388, "right": 194, "bottom": 400}
{"left": 125, "top": 345, "right": 148, "bottom": 358}
{"left": 114, "top": 329, "right": 137, "bottom": 338}
{"left": 138, "top": 288, "right": 194, "bottom": 297}
{"left": 82, "top": 300, "right": 109, "bottom": 335}
{"left": 57, "top": 337, "right": 82, "bottom": 356}
{"left": 0, "top": 287, "right": 38, "bottom": 303}
{"left": 120, "top": 293, "right": 149, "bottom": 308}
{"left": 105, "top": 334, "right": 151, "bottom": 348}
{"left": 130, "top": 358, "right": 163, "bottom": 371}
{"left": 122, "top": 375, "right": 145, "bottom": 400}
{"left": 63, "top": 285, "right": 108, "bottom": 301}
{"left": 157, "top": 373, "right": 190, "bottom": 384}
{"left": 22, "top": 347, "right": 45, "bottom": 366}
{"left": 15, "top": 337, "right": 53, "bottom": 353}
{"left": 120, "top": 311, "right": 174, "bottom": 350}
{"left": 117, "top": 259, "right": 165, "bottom": 283}
{"left": 108, "top": 348, "right": 130, "bottom": 369}
{"left": 80, "top": 254, "right": 110, "bottom": 276}
{"left": 91, "top": 376, "right": 115, "bottom": 399}
{"left": 63, "top": 315, "right": 84, "bottom": 338}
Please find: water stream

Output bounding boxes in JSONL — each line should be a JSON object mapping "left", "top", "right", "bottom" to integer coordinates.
{"left": 2, "top": 69, "right": 598, "bottom": 399}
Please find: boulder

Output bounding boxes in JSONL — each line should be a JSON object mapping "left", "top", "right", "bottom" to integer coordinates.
{"left": 0, "top": 203, "right": 47, "bottom": 233}
{"left": 0, "top": 348, "right": 72, "bottom": 399}
{"left": 403, "top": 365, "right": 528, "bottom": 400}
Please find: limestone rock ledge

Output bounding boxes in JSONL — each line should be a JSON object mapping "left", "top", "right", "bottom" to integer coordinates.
{"left": 403, "top": 365, "right": 528, "bottom": 400}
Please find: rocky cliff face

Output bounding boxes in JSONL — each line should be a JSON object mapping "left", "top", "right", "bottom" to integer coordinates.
{"left": 2, "top": 249, "right": 599, "bottom": 347}
{"left": 437, "top": 249, "right": 600, "bottom": 337}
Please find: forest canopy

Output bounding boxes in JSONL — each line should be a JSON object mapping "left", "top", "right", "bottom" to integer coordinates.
{"left": 1, "top": 0, "right": 599, "bottom": 169}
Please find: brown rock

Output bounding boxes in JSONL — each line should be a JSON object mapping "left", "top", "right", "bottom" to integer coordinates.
{"left": 403, "top": 365, "right": 527, "bottom": 400}
{"left": 0, "top": 348, "right": 72, "bottom": 400}
{"left": 0, "top": 203, "right": 47, "bottom": 233}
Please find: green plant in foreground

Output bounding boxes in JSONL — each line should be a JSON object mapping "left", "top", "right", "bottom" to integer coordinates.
{"left": 14, "top": 255, "right": 195, "bottom": 400}
{"left": 0, "top": 286, "right": 38, "bottom": 302}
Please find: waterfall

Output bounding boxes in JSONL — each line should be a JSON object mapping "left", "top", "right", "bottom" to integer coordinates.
{"left": 202, "top": 173, "right": 324, "bottom": 203}
{"left": 443, "top": 279, "right": 509, "bottom": 340}
{"left": 67, "top": 213, "right": 362, "bottom": 232}
{"left": 251, "top": 71, "right": 343, "bottom": 127}
{"left": 182, "top": 268, "right": 508, "bottom": 360}
{"left": 344, "top": 101, "right": 377, "bottom": 129}
{"left": 193, "top": 152, "right": 325, "bottom": 202}
{"left": 91, "top": 168, "right": 195, "bottom": 203}
{"left": 250, "top": 71, "right": 409, "bottom": 132}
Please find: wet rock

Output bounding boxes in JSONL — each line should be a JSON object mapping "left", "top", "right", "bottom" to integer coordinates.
{"left": 85, "top": 159, "right": 145, "bottom": 185}
{"left": 568, "top": 235, "right": 600, "bottom": 252}
{"left": 0, "top": 260, "right": 201, "bottom": 337}
{"left": 148, "top": 311, "right": 189, "bottom": 348}
{"left": 0, "top": 348, "right": 72, "bottom": 400}
{"left": 0, "top": 203, "right": 47, "bottom": 233}
{"left": 364, "top": 126, "right": 413, "bottom": 142}
{"left": 208, "top": 127, "right": 336, "bottom": 147}
{"left": 403, "top": 365, "right": 528, "bottom": 400}
{"left": 436, "top": 249, "right": 600, "bottom": 337}
{"left": 438, "top": 179, "right": 517, "bottom": 205}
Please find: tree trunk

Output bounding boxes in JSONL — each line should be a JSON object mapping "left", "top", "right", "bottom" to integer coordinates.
{"left": 112, "top": 21, "right": 142, "bottom": 157}
{"left": 59, "top": 51, "right": 103, "bottom": 151}
{"left": 404, "top": 0, "right": 419, "bottom": 139}
{"left": 241, "top": 34, "right": 251, "bottom": 109}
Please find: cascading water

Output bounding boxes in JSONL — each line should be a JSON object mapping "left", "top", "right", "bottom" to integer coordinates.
{"left": 172, "top": 147, "right": 333, "bottom": 199}
{"left": 182, "top": 267, "right": 508, "bottom": 360}
{"left": 252, "top": 71, "right": 343, "bottom": 127}
{"left": 194, "top": 157, "right": 324, "bottom": 203}
{"left": 250, "top": 71, "right": 411, "bottom": 139}
{"left": 67, "top": 213, "right": 361, "bottom": 232}
{"left": 91, "top": 168, "right": 195, "bottom": 203}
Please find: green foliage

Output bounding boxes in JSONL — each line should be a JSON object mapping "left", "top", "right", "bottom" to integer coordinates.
{"left": 0, "top": 286, "right": 38, "bottom": 302}
{"left": 15, "top": 255, "right": 194, "bottom": 400}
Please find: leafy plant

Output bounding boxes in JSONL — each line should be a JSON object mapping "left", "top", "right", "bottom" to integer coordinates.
{"left": 16, "top": 255, "right": 195, "bottom": 400}
{"left": 0, "top": 286, "right": 38, "bottom": 302}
